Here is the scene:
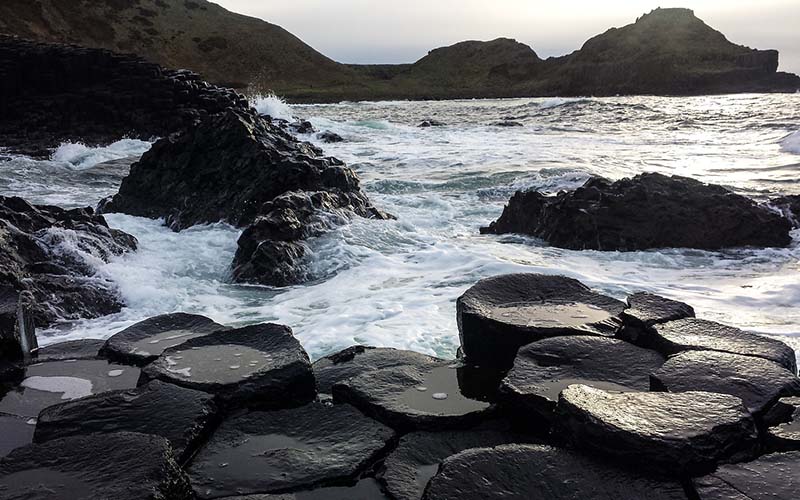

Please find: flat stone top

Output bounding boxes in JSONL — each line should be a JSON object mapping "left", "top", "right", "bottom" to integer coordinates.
{"left": 32, "top": 339, "right": 104, "bottom": 363}
{"left": 560, "top": 385, "right": 753, "bottom": 438}
{"left": 486, "top": 301, "right": 617, "bottom": 329}
{"left": 694, "top": 451, "right": 800, "bottom": 500}
{"left": 622, "top": 292, "right": 695, "bottom": 326}
{"left": 215, "top": 478, "right": 387, "bottom": 499}
{"left": 653, "top": 319, "right": 797, "bottom": 372}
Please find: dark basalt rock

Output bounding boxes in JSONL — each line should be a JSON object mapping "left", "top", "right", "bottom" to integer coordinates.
{"left": 0, "top": 432, "right": 193, "bottom": 499}
{"left": 418, "top": 120, "right": 445, "bottom": 128}
{"left": 770, "top": 194, "right": 800, "bottom": 228}
{"left": 216, "top": 478, "right": 388, "bottom": 499}
{"left": 556, "top": 385, "right": 758, "bottom": 474}
{"left": 651, "top": 350, "right": 800, "bottom": 416}
{"left": 289, "top": 120, "right": 316, "bottom": 134}
{"left": 313, "top": 345, "right": 440, "bottom": 394}
{"left": 421, "top": 444, "right": 688, "bottom": 500}
{"left": 333, "top": 358, "right": 495, "bottom": 431}
{"left": 188, "top": 402, "right": 395, "bottom": 498}
{"left": 0, "top": 415, "right": 35, "bottom": 458}
{"left": 766, "top": 396, "right": 800, "bottom": 451}
{"left": 481, "top": 173, "right": 793, "bottom": 251}
{"left": 0, "top": 35, "right": 248, "bottom": 157}
{"left": 492, "top": 121, "right": 524, "bottom": 127}
{"left": 647, "top": 319, "right": 797, "bottom": 372}
{"left": 499, "top": 336, "right": 664, "bottom": 422}
{"left": 317, "top": 130, "right": 345, "bottom": 143}
{"left": 101, "top": 313, "right": 226, "bottom": 366}
{"left": 456, "top": 274, "right": 625, "bottom": 369}
{"left": 0, "top": 358, "right": 140, "bottom": 418}
{"left": 692, "top": 451, "right": 800, "bottom": 500}
{"left": 381, "top": 428, "right": 531, "bottom": 500}
{"left": 0, "top": 286, "right": 36, "bottom": 368}
{"left": 619, "top": 292, "right": 695, "bottom": 343}
{"left": 32, "top": 339, "right": 104, "bottom": 363}
{"left": 141, "top": 323, "right": 315, "bottom": 410}
{"left": 0, "top": 196, "right": 137, "bottom": 328}
{"left": 34, "top": 380, "right": 218, "bottom": 464}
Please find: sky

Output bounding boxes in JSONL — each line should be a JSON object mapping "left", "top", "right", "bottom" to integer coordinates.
{"left": 214, "top": 0, "right": 800, "bottom": 74}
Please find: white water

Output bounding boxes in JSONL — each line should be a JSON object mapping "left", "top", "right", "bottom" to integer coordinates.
{"left": 3, "top": 94, "right": 800, "bottom": 361}
{"left": 782, "top": 130, "right": 800, "bottom": 154}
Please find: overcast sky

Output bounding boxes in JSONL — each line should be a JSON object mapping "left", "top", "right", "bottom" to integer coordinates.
{"left": 215, "top": 1, "right": 800, "bottom": 74}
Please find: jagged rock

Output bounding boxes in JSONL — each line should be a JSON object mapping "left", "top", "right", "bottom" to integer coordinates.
{"left": 499, "top": 336, "right": 664, "bottom": 422}
{"left": 288, "top": 120, "right": 316, "bottom": 134}
{"left": 619, "top": 292, "right": 695, "bottom": 342}
{"left": 481, "top": 174, "right": 793, "bottom": 251}
{"left": 418, "top": 120, "right": 445, "bottom": 128}
{"left": 0, "top": 286, "right": 36, "bottom": 367}
{"left": 333, "top": 357, "right": 495, "bottom": 431}
{"left": 421, "top": 444, "right": 688, "bottom": 500}
{"left": 215, "top": 478, "right": 387, "bottom": 499}
{"left": 0, "top": 196, "right": 137, "bottom": 327}
{"left": 0, "top": 358, "right": 140, "bottom": 418}
{"left": 645, "top": 319, "right": 797, "bottom": 372}
{"left": 33, "top": 339, "right": 105, "bottom": 363}
{"left": 188, "top": 402, "right": 395, "bottom": 498}
{"left": 692, "top": 451, "right": 800, "bottom": 500}
{"left": 34, "top": 380, "right": 218, "bottom": 464}
{"left": 381, "top": 428, "right": 530, "bottom": 500}
{"left": 456, "top": 274, "right": 625, "bottom": 368}
{"left": 492, "top": 121, "right": 524, "bottom": 127}
{"left": 770, "top": 195, "right": 800, "bottom": 228}
{"left": 101, "top": 313, "right": 226, "bottom": 366}
{"left": 651, "top": 350, "right": 800, "bottom": 416}
{"left": 766, "top": 396, "right": 800, "bottom": 450}
{"left": 556, "top": 385, "right": 758, "bottom": 474}
{"left": 317, "top": 130, "right": 345, "bottom": 143}
{"left": 312, "top": 346, "right": 439, "bottom": 394}
{"left": 0, "top": 432, "right": 193, "bottom": 499}
{"left": 141, "top": 323, "right": 315, "bottom": 409}
{"left": 0, "top": 415, "right": 35, "bottom": 458}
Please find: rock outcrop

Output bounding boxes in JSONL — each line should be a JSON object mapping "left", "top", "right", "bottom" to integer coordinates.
{"left": 482, "top": 173, "right": 793, "bottom": 251}
{"left": 692, "top": 451, "right": 800, "bottom": 499}
{"left": 770, "top": 194, "right": 800, "bottom": 228}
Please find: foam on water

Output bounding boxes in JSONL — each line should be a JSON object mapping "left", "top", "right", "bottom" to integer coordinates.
{"left": 51, "top": 139, "right": 152, "bottom": 169}
{"left": 250, "top": 93, "right": 295, "bottom": 121}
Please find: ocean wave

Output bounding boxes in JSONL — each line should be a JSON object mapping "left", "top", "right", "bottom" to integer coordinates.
{"left": 780, "top": 130, "right": 800, "bottom": 154}
{"left": 51, "top": 139, "right": 152, "bottom": 170}
{"left": 250, "top": 93, "right": 295, "bottom": 121}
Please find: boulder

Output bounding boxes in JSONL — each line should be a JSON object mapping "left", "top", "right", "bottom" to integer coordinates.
{"left": 421, "top": 444, "right": 688, "bottom": 500}
{"left": 0, "top": 196, "right": 137, "bottom": 327}
{"left": 0, "top": 286, "right": 36, "bottom": 365}
{"left": 101, "top": 313, "right": 226, "bottom": 366}
{"left": 646, "top": 319, "right": 797, "bottom": 372}
{"left": 34, "top": 380, "right": 218, "bottom": 464}
{"left": 0, "top": 432, "right": 193, "bottom": 499}
{"left": 312, "top": 345, "right": 440, "bottom": 394}
{"left": 499, "top": 336, "right": 664, "bottom": 422}
{"left": 32, "top": 339, "right": 104, "bottom": 363}
{"left": 317, "top": 130, "right": 344, "bottom": 143}
{"left": 556, "top": 385, "right": 758, "bottom": 474}
{"left": 456, "top": 274, "right": 625, "bottom": 369}
{"left": 692, "top": 451, "right": 799, "bottom": 500}
{"left": 332, "top": 358, "right": 495, "bottom": 431}
{"left": 481, "top": 173, "right": 793, "bottom": 251}
{"left": 492, "top": 121, "right": 524, "bottom": 127}
{"left": 418, "top": 120, "right": 445, "bottom": 127}
{"left": 770, "top": 194, "right": 800, "bottom": 228}
{"left": 0, "top": 415, "right": 35, "bottom": 458}
{"left": 188, "top": 402, "right": 395, "bottom": 498}
{"left": 215, "top": 478, "right": 387, "bottom": 499}
{"left": 619, "top": 292, "right": 695, "bottom": 343}
{"left": 651, "top": 350, "right": 800, "bottom": 416}
{"left": 140, "top": 323, "right": 315, "bottom": 410}
{"left": 766, "top": 396, "right": 800, "bottom": 451}
{"left": 289, "top": 120, "right": 316, "bottom": 134}
{"left": 381, "top": 428, "right": 531, "bottom": 500}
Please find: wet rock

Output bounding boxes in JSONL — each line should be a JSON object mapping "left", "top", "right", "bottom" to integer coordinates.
{"left": 418, "top": 120, "right": 445, "bottom": 127}
{"left": 0, "top": 359, "right": 140, "bottom": 418}
{"left": 492, "top": 121, "right": 524, "bottom": 127}
{"left": 289, "top": 120, "right": 316, "bottom": 134}
{"left": 645, "top": 319, "right": 797, "bottom": 373}
{"left": 33, "top": 339, "right": 104, "bottom": 363}
{"left": 188, "top": 402, "right": 395, "bottom": 498}
{"left": 456, "top": 274, "right": 625, "bottom": 369}
{"left": 101, "top": 313, "right": 226, "bottom": 366}
{"left": 0, "top": 286, "right": 36, "bottom": 367}
{"left": 317, "top": 130, "right": 345, "bottom": 143}
{"left": 0, "top": 196, "right": 137, "bottom": 328}
{"left": 141, "top": 323, "right": 315, "bottom": 409}
{"left": 766, "top": 396, "right": 800, "bottom": 450}
{"left": 381, "top": 428, "right": 530, "bottom": 500}
{"left": 313, "top": 345, "right": 439, "bottom": 394}
{"left": 0, "top": 432, "right": 193, "bottom": 499}
{"left": 770, "top": 194, "right": 800, "bottom": 228}
{"left": 216, "top": 478, "right": 388, "bottom": 499}
{"left": 0, "top": 414, "right": 35, "bottom": 458}
{"left": 556, "top": 385, "right": 758, "bottom": 474}
{"left": 619, "top": 292, "right": 695, "bottom": 343}
{"left": 651, "top": 350, "right": 800, "bottom": 416}
{"left": 333, "top": 358, "right": 495, "bottom": 431}
{"left": 692, "top": 451, "right": 799, "bottom": 500}
{"left": 481, "top": 173, "right": 793, "bottom": 251}
{"left": 499, "top": 336, "right": 664, "bottom": 422}
{"left": 421, "top": 444, "right": 688, "bottom": 500}
{"left": 35, "top": 380, "right": 218, "bottom": 464}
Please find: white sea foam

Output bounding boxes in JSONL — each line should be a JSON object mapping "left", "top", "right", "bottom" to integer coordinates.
{"left": 780, "top": 130, "right": 800, "bottom": 154}
{"left": 51, "top": 139, "right": 152, "bottom": 169}
{"left": 250, "top": 93, "right": 295, "bottom": 121}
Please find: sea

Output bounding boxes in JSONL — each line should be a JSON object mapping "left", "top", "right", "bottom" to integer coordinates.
{"left": 1, "top": 93, "right": 799, "bottom": 362}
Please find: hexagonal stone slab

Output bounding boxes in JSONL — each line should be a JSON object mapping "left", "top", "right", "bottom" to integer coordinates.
{"left": 648, "top": 319, "right": 796, "bottom": 372}
{"left": 693, "top": 451, "right": 799, "bottom": 500}
{"left": 216, "top": 478, "right": 388, "bottom": 499}
{"left": 381, "top": 428, "right": 531, "bottom": 500}
{"left": 33, "top": 339, "right": 105, "bottom": 363}
{"left": 499, "top": 336, "right": 664, "bottom": 421}
{"left": 0, "top": 414, "right": 35, "bottom": 458}
{"left": 102, "top": 313, "right": 226, "bottom": 366}
{"left": 767, "top": 396, "right": 800, "bottom": 450}
{"left": 556, "top": 385, "right": 758, "bottom": 474}
{"left": 313, "top": 346, "right": 439, "bottom": 394}
{"left": 457, "top": 274, "right": 625, "bottom": 368}
{"left": 141, "top": 323, "right": 315, "bottom": 410}
{"left": 188, "top": 402, "right": 395, "bottom": 498}
{"left": 651, "top": 350, "right": 800, "bottom": 416}
{"left": 619, "top": 292, "right": 695, "bottom": 343}
{"left": 0, "top": 359, "right": 140, "bottom": 418}
{"left": 34, "top": 380, "right": 218, "bottom": 464}
{"left": 421, "top": 444, "right": 688, "bottom": 500}
{"left": 333, "top": 358, "right": 495, "bottom": 431}
{"left": 0, "top": 432, "right": 192, "bottom": 499}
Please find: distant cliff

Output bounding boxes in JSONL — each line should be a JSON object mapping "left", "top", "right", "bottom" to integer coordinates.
{"left": 1, "top": 2, "right": 798, "bottom": 101}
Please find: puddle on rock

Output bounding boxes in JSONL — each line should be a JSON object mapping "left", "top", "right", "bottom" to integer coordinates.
{"left": 132, "top": 329, "right": 213, "bottom": 358}
{"left": 161, "top": 345, "right": 270, "bottom": 384}
{"left": 534, "top": 378, "right": 635, "bottom": 402}
{"left": 400, "top": 366, "right": 490, "bottom": 415}
{"left": 0, "top": 415, "right": 36, "bottom": 458}
{"left": 488, "top": 301, "right": 614, "bottom": 328}
{"left": 415, "top": 463, "right": 440, "bottom": 493}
